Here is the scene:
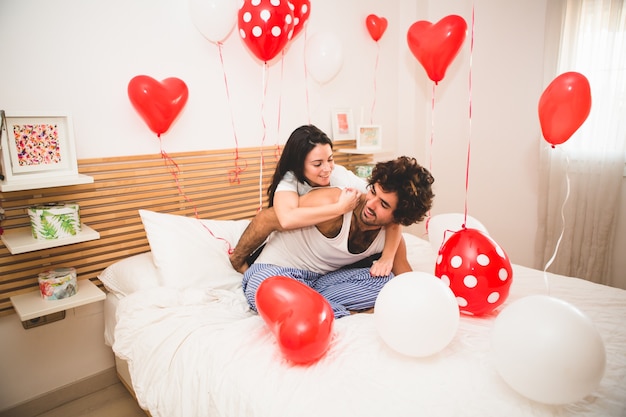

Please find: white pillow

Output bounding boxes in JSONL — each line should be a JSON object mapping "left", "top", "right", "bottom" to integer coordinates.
{"left": 427, "top": 213, "right": 489, "bottom": 252}
{"left": 98, "top": 252, "right": 159, "bottom": 297}
{"left": 138, "top": 210, "right": 250, "bottom": 291}
{"left": 402, "top": 233, "right": 438, "bottom": 275}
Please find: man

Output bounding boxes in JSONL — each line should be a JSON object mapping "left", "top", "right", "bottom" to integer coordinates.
{"left": 232, "top": 156, "right": 435, "bottom": 318}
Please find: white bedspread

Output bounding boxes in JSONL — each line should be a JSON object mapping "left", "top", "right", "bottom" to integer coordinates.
{"left": 112, "top": 238, "right": 626, "bottom": 417}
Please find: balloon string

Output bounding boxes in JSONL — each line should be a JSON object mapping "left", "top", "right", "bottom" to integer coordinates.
{"left": 229, "top": 156, "right": 248, "bottom": 184}
{"left": 429, "top": 83, "right": 435, "bottom": 175}
{"left": 303, "top": 26, "right": 311, "bottom": 124}
{"left": 370, "top": 42, "right": 380, "bottom": 124}
{"left": 218, "top": 41, "right": 246, "bottom": 184}
{"left": 259, "top": 62, "right": 269, "bottom": 211}
{"left": 464, "top": 5, "right": 476, "bottom": 227}
{"left": 158, "top": 136, "right": 233, "bottom": 254}
{"left": 272, "top": 50, "right": 284, "bottom": 169}
{"left": 275, "top": 144, "right": 281, "bottom": 160}
{"left": 277, "top": 50, "right": 284, "bottom": 145}
{"left": 425, "top": 82, "right": 436, "bottom": 224}
{"left": 542, "top": 148, "right": 570, "bottom": 295}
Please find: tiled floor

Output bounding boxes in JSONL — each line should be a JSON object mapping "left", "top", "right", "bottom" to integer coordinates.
{"left": 35, "top": 382, "right": 146, "bottom": 417}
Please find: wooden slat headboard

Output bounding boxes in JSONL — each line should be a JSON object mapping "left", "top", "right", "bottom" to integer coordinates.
{"left": 0, "top": 140, "right": 372, "bottom": 316}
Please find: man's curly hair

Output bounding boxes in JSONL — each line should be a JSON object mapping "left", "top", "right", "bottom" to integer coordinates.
{"left": 368, "top": 156, "right": 434, "bottom": 226}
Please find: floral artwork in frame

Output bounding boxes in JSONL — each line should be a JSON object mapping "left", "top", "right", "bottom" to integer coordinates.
{"left": 0, "top": 113, "right": 79, "bottom": 183}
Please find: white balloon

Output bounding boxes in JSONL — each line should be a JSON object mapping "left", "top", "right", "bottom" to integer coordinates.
{"left": 374, "top": 272, "right": 460, "bottom": 357}
{"left": 491, "top": 295, "right": 606, "bottom": 404}
{"left": 189, "top": 0, "right": 238, "bottom": 44}
{"left": 427, "top": 213, "right": 489, "bottom": 252}
{"left": 305, "top": 32, "right": 343, "bottom": 84}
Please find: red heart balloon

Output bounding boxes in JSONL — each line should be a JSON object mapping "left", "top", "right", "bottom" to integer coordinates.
{"left": 407, "top": 15, "right": 467, "bottom": 84}
{"left": 538, "top": 72, "right": 591, "bottom": 146}
{"left": 256, "top": 276, "right": 334, "bottom": 364}
{"left": 127, "top": 75, "right": 188, "bottom": 136}
{"left": 291, "top": 0, "right": 311, "bottom": 39}
{"left": 366, "top": 14, "right": 388, "bottom": 42}
{"left": 238, "top": 0, "right": 294, "bottom": 62}
{"left": 434, "top": 228, "right": 513, "bottom": 316}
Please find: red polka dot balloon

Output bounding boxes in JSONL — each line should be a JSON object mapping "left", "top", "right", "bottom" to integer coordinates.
{"left": 434, "top": 228, "right": 513, "bottom": 316}
{"left": 238, "top": 0, "right": 294, "bottom": 62}
{"left": 290, "top": 0, "right": 310, "bottom": 39}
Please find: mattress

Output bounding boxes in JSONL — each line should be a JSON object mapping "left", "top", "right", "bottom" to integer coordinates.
{"left": 102, "top": 233, "right": 626, "bottom": 417}
{"left": 103, "top": 292, "right": 119, "bottom": 347}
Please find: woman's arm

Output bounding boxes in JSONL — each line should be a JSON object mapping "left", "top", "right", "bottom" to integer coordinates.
{"left": 229, "top": 187, "right": 358, "bottom": 272}
{"left": 273, "top": 188, "right": 360, "bottom": 229}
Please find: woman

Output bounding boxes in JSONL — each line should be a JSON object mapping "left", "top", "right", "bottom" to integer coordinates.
{"left": 234, "top": 124, "right": 402, "bottom": 276}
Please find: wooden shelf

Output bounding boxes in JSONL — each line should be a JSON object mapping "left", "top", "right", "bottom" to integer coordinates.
{"left": 336, "top": 148, "right": 393, "bottom": 155}
{"left": 0, "top": 223, "right": 100, "bottom": 254}
{"left": 0, "top": 173, "right": 93, "bottom": 192}
{"left": 10, "top": 279, "right": 105, "bottom": 321}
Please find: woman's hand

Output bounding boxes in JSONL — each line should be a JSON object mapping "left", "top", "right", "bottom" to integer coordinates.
{"left": 337, "top": 187, "right": 360, "bottom": 213}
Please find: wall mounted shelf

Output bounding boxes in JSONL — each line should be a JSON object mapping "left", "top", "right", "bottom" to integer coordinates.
{"left": 0, "top": 173, "right": 93, "bottom": 192}
{"left": 0, "top": 223, "right": 100, "bottom": 255}
{"left": 10, "top": 279, "right": 105, "bottom": 324}
{"left": 336, "top": 148, "right": 393, "bottom": 155}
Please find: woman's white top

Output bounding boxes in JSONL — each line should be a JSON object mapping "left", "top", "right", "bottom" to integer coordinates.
{"left": 275, "top": 164, "right": 368, "bottom": 196}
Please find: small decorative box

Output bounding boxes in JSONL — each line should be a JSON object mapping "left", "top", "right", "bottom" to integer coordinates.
{"left": 28, "top": 203, "right": 81, "bottom": 240}
{"left": 355, "top": 164, "right": 375, "bottom": 179}
{"left": 38, "top": 267, "right": 78, "bottom": 300}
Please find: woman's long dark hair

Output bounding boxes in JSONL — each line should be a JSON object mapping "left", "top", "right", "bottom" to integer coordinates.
{"left": 267, "top": 125, "right": 333, "bottom": 207}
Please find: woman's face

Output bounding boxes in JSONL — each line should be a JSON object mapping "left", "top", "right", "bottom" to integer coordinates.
{"left": 303, "top": 144, "right": 334, "bottom": 187}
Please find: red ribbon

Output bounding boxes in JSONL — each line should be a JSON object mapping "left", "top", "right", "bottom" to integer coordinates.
{"left": 158, "top": 137, "right": 233, "bottom": 254}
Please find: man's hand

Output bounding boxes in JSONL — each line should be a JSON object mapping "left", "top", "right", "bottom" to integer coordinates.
{"left": 369, "top": 257, "right": 393, "bottom": 277}
{"left": 229, "top": 253, "right": 250, "bottom": 274}
{"left": 229, "top": 208, "right": 281, "bottom": 273}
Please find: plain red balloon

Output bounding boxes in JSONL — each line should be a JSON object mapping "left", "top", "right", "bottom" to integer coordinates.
{"left": 407, "top": 15, "right": 467, "bottom": 84}
{"left": 255, "top": 276, "right": 334, "bottom": 364}
{"left": 127, "top": 75, "right": 188, "bottom": 136}
{"left": 238, "top": 0, "right": 294, "bottom": 62}
{"left": 538, "top": 72, "right": 591, "bottom": 146}
{"left": 366, "top": 14, "right": 388, "bottom": 42}
{"left": 435, "top": 228, "right": 513, "bottom": 316}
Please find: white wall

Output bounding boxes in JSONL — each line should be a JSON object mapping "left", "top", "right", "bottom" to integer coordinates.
{"left": 403, "top": 0, "right": 547, "bottom": 272}
{"left": 1, "top": 0, "right": 624, "bottom": 410}
{"left": 0, "top": 302, "right": 112, "bottom": 410}
{"left": 0, "top": 0, "right": 405, "bottom": 158}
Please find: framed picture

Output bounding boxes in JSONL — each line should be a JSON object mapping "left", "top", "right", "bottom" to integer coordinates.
{"left": 356, "top": 125, "right": 383, "bottom": 150}
{"left": 0, "top": 113, "right": 79, "bottom": 183}
{"left": 330, "top": 108, "right": 355, "bottom": 140}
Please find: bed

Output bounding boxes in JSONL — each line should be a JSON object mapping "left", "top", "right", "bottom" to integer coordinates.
{"left": 100, "top": 209, "right": 626, "bottom": 417}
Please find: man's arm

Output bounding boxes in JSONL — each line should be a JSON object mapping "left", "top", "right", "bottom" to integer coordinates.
{"left": 229, "top": 208, "right": 282, "bottom": 273}
{"left": 391, "top": 237, "right": 412, "bottom": 276}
